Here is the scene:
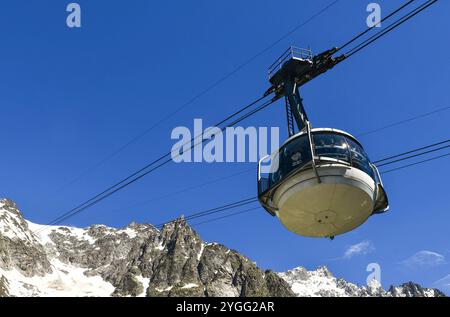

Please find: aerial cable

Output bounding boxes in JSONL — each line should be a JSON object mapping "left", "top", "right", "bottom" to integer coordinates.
{"left": 157, "top": 140, "right": 450, "bottom": 228}
{"left": 344, "top": 0, "right": 438, "bottom": 58}
{"left": 39, "top": 0, "right": 439, "bottom": 229}
{"left": 380, "top": 153, "right": 450, "bottom": 174}
{"left": 356, "top": 106, "right": 450, "bottom": 137}
{"left": 38, "top": 96, "right": 275, "bottom": 230}
{"left": 191, "top": 148, "right": 450, "bottom": 227}
{"left": 181, "top": 200, "right": 258, "bottom": 223}
{"left": 376, "top": 144, "right": 450, "bottom": 167}
{"left": 155, "top": 197, "right": 257, "bottom": 229}
{"left": 42, "top": 98, "right": 274, "bottom": 229}
{"left": 108, "top": 167, "right": 255, "bottom": 215}
{"left": 112, "top": 106, "right": 450, "bottom": 214}
{"left": 157, "top": 138, "right": 450, "bottom": 227}
{"left": 56, "top": 0, "right": 342, "bottom": 192}
{"left": 190, "top": 207, "right": 260, "bottom": 227}
{"left": 336, "top": 0, "right": 416, "bottom": 53}
{"left": 155, "top": 0, "right": 442, "bottom": 231}
{"left": 373, "top": 139, "right": 450, "bottom": 164}
{"left": 173, "top": 152, "right": 450, "bottom": 228}
{"left": 46, "top": 95, "right": 268, "bottom": 225}
{"left": 40, "top": 140, "right": 450, "bottom": 232}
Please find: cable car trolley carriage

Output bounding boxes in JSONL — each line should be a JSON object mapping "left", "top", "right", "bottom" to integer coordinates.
{"left": 257, "top": 46, "right": 389, "bottom": 239}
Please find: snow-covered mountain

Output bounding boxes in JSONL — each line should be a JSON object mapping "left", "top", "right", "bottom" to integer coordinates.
{"left": 0, "top": 198, "right": 445, "bottom": 297}
{"left": 280, "top": 266, "right": 443, "bottom": 297}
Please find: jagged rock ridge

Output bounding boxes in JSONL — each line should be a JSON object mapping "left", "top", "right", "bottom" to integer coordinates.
{"left": 280, "top": 266, "right": 445, "bottom": 297}
{"left": 0, "top": 198, "right": 445, "bottom": 297}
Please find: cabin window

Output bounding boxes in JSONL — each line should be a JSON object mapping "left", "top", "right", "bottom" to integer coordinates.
{"left": 313, "top": 133, "right": 350, "bottom": 162}
{"left": 269, "top": 135, "right": 312, "bottom": 186}
{"left": 345, "top": 137, "right": 375, "bottom": 179}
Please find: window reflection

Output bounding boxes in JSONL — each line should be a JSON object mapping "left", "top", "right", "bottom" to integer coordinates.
{"left": 266, "top": 132, "right": 375, "bottom": 189}
{"left": 313, "top": 133, "right": 349, "bottom": 162}
{"left": 345, "top": 137, "right": 375, "bottom": 179}
{"left": 269, "top": 135, "right": 312, "bottom": 186}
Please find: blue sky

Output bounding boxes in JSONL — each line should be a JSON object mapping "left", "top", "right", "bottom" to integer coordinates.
{"left": 0, "top": 0, "right": 449, "bottom": 293}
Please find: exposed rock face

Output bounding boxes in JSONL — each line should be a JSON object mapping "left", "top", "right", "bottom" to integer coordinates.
{"left": 0, "top": 199, "right": 293, "bottom": 297}
{"left": 278, "top": 266, "right": 445, "bottom": 297}
{"left": 388, "top": 282, "right": 446, "bottom": 297}
{"left": 0, "top": 198, "right": 445, "bottom": 297}
{"left": 0, "top": 199, "right": 52, "bottom": 277}
{"left": 265, "top": 270, "right": 297, "bottom": 297}
{"left": 0, "top": 275, "right": 9, "bottom": 297}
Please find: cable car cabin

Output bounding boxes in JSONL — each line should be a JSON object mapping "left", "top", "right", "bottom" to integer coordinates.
{"left": 257, "top": 128, "right": 389, "bottom": 238}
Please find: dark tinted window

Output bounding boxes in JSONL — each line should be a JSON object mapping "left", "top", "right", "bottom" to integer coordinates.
{"left": 345, "top": 137, "right": 375, "bottom": 179}
{"left": 270, "top": 135, "right": 312, "bottom": 185}
{"left": 313, "top": 133, "right": 350, "bottom": 162}
{"left": 267, "top": 132, "right": 376, "bottom": 189}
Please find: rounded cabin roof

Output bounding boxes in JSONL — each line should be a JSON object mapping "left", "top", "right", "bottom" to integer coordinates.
{"left": 281, "top": 128, "right": 363, "bottom": 149}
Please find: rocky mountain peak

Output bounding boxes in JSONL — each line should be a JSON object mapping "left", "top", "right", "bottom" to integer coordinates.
{"left": 0, "top": 198, "right": 34, "bottom": 242}
{"left": 0, "top": 198, "right": 446, "bottom": 297}
{"left": 0, "top": 198, "right": 18, "bottom": 212}
{"left": 0, "top": 199, "right": 52, "bottom": 279}
{"left": 316, "top": 266, "right": 333, "bottom": 277}
{"left": 388, "top": 282, "right": 446, "bottom": 297}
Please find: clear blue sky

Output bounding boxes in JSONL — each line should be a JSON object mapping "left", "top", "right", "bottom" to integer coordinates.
{"left": 1, "top": 0, "right": 449, "bottom": 293}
